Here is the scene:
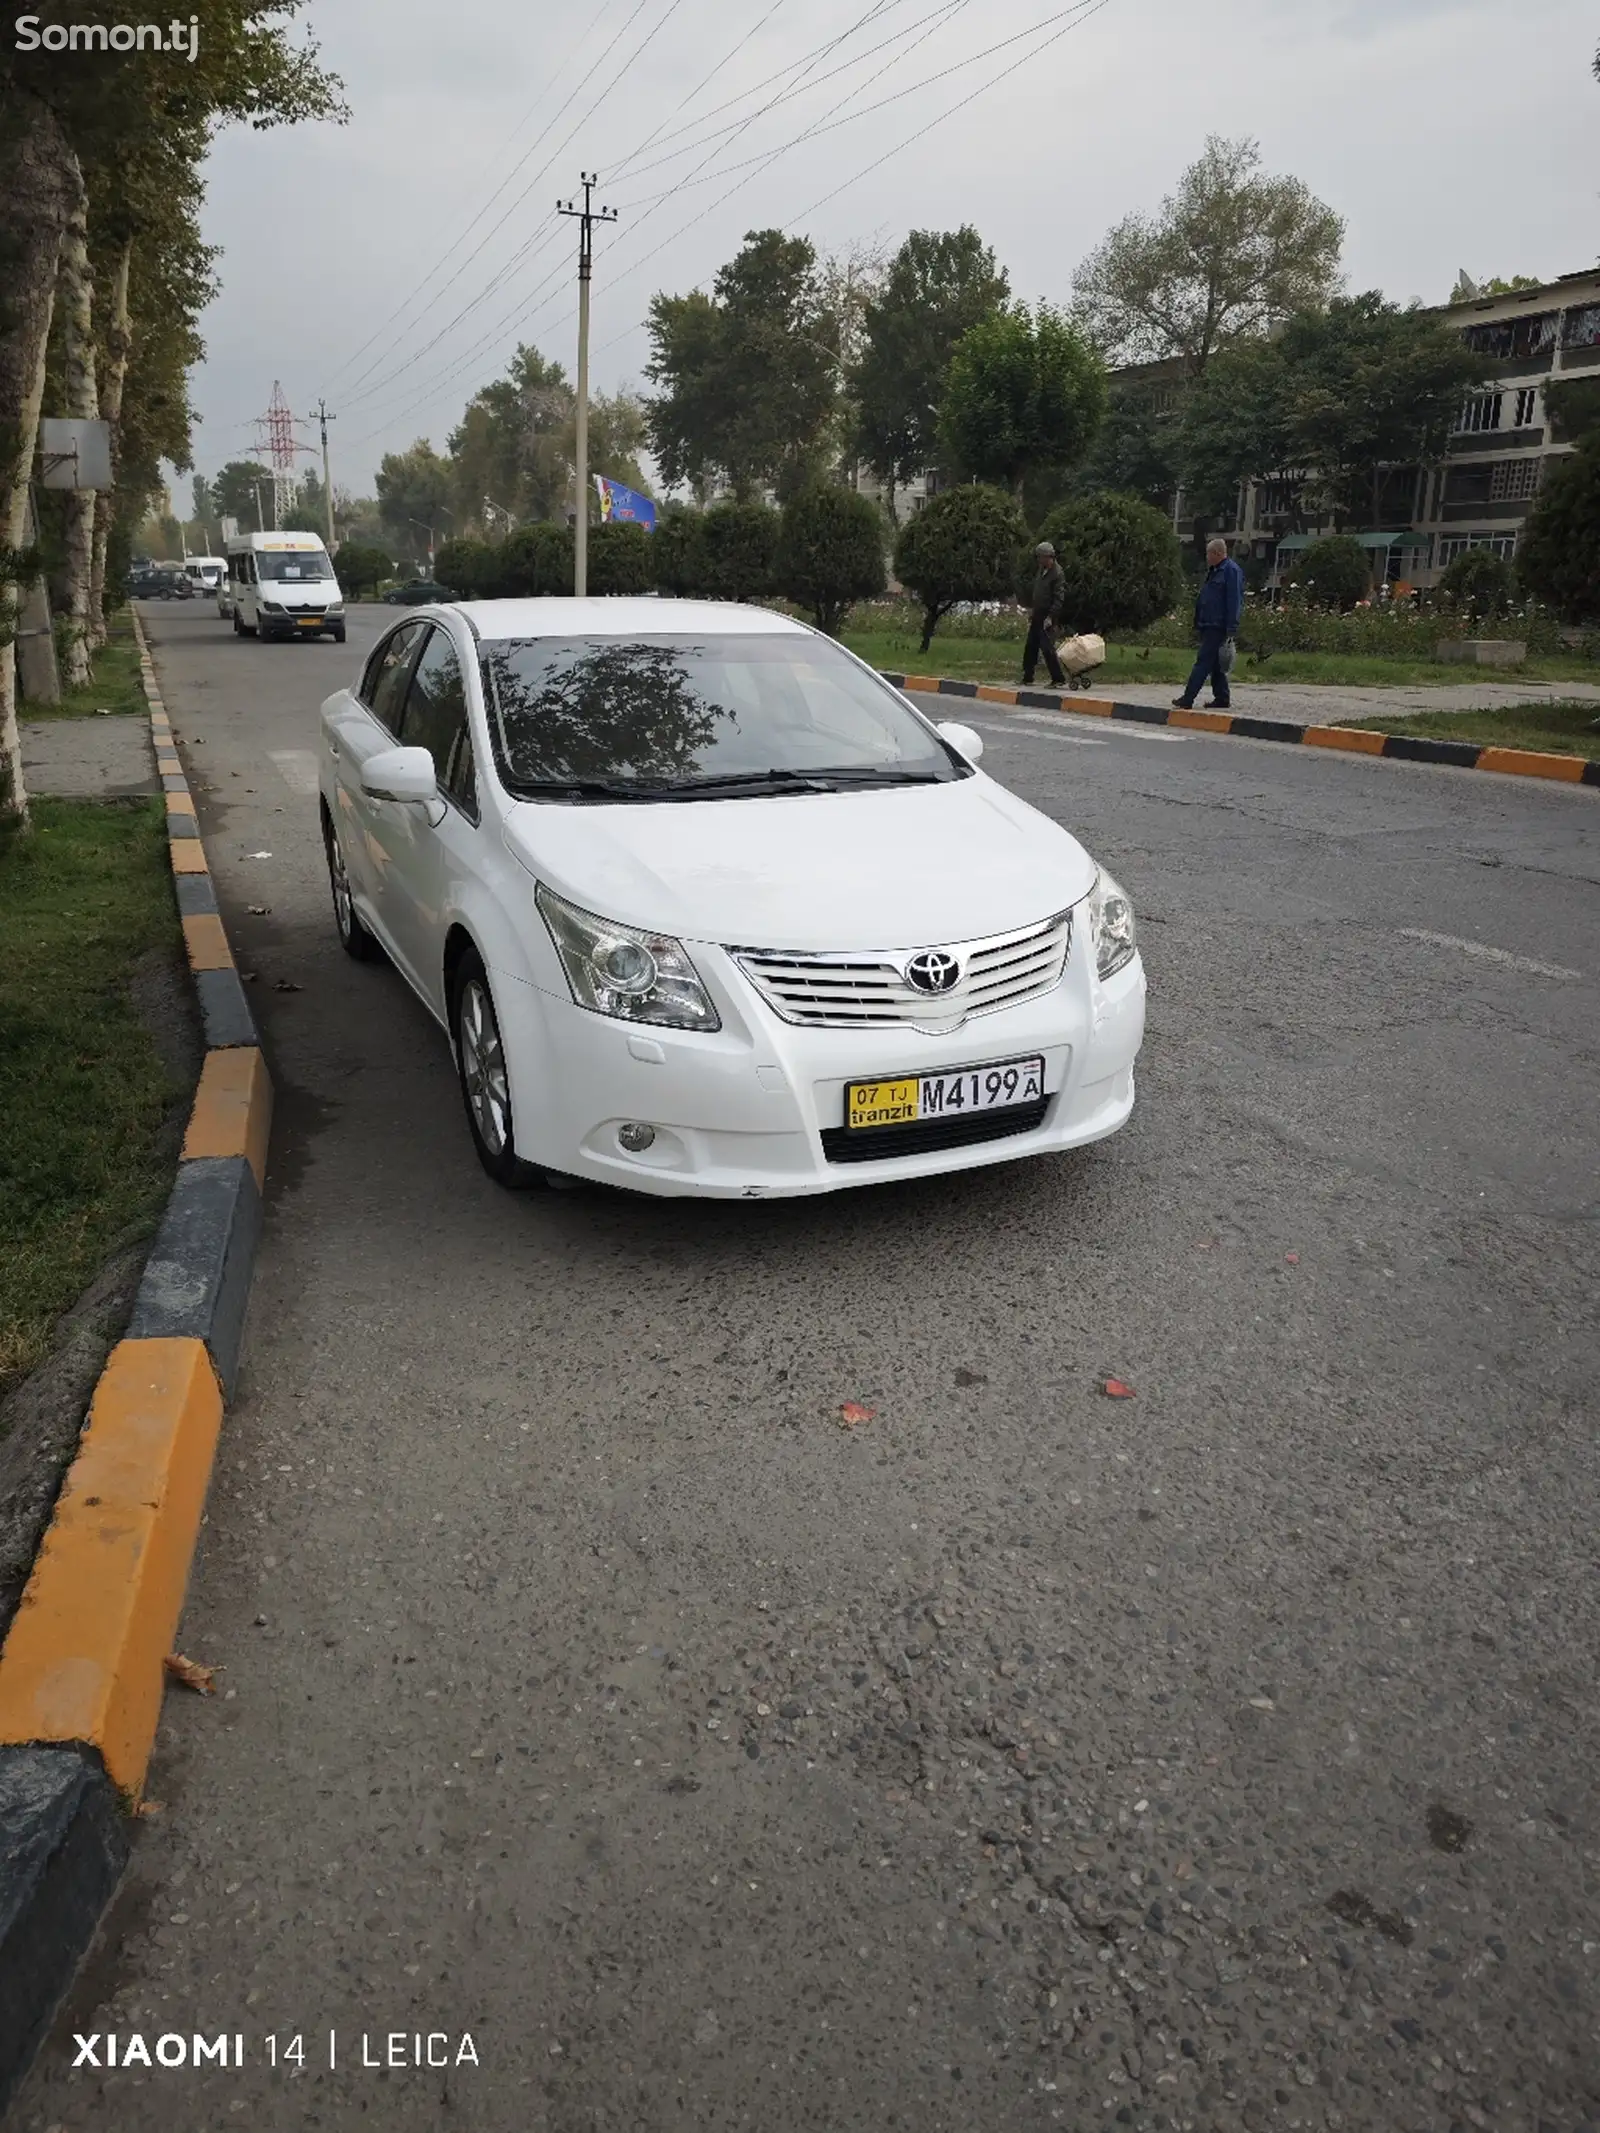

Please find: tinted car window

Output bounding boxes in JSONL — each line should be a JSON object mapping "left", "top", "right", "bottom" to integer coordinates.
{"left": 398, "top": 628, "right": 472, "bottom": 809}
{"left": 364, "top": 622, "right": 426, "bottom": 731}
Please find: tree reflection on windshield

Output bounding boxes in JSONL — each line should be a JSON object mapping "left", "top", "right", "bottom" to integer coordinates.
{"left": 483, "top": 640, "right": 725, "bottom": 786}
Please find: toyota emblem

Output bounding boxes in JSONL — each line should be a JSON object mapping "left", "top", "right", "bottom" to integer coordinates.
{"left": 905, "top": 948, "right": 962, "bottom": 995}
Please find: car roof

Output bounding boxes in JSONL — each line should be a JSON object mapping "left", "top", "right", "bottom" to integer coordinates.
{"left": 453, "top": 597, "right": 810, "bottom": 642}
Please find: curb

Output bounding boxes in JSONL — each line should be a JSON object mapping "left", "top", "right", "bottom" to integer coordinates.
{"left": 885, "top": 671, "right": 1600, "bottom": 787}
{"left": 0, "top": 614, "right": 272, "bottom": 2110}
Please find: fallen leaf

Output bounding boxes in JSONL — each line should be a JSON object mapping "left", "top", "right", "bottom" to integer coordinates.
{"left": 133, "top": 1798, "right": 164, "bottom": 1818}
{"left": 1284, "top": 1251, "right": 1300, "bottom": 1264}
{"left": 953, "top": 1368, "right": 987, "bottom": 1388}
{"left": 241, "top": 970, "right": 259, "bottom": 982}
{"left": 272, "top": 978, "right": 304, "bottom": 993}
{"left": 246, "top": 904, "right": 271, "bottom": 915}
{"left": 1100, "top": 1378, "right": 1136, "bottom": 1399}
{"left": 1247, "top": 1695, "right": 1276, "bottom": 1711}
{"left": 164, "top": 1653, "right": 217, "bottom": 1695}
{"left": 1195, "top": 1237, "right": 1218, "bottom": 1250}
{"left": 246, "top": 850, "right": 272, "bottom": 859}
{"left": 838, "top": 1401, "right": 876, "bottom": 1428}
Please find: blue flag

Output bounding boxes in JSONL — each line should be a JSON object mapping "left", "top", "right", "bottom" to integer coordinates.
{"left": 593, "top": 474, "right": 656, "bottom": 530}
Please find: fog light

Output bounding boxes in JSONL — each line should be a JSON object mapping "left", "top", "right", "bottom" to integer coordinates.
{"left": 618, "top": 1122, "right": 656, "bottom": 1152}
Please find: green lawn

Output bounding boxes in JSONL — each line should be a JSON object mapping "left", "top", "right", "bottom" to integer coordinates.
{"left": 21, "top": 608, "right": 144, "bottom": 722}
{"left": 840, "top": 626, "right": 1600, "bottom": 693}
{"left": 0, "top": 797, "right": 184, "bottom": 1399}
{"left": 1335, "top": 700, "right": 1600, "bottom": 760}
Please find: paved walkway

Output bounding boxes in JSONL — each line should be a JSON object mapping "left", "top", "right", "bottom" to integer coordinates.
{"left": 20, "top": 712, "right": 157, "bottom": 798}
{"left": 1096, "top": 675, "right": 1600, "bottom": 721}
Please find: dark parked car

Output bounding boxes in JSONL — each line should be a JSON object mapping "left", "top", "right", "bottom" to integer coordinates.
{"left": 382, "top": 579, "right": 457, "bottom": 605}
{"left": 149, "top": 567, "right": 194, "bottom": 599}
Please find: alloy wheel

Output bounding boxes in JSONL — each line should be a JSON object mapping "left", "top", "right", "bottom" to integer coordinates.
{"left": 458, "top": 978, "right": 510, "bottom": 1156}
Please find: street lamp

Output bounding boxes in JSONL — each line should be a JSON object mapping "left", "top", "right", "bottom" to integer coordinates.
{"left": 406, "top": 516, "right": 442, "bottom": 572}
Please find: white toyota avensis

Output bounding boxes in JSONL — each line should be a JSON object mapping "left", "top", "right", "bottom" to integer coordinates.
{"left": 317, "top": 599, "right": 1146, "bottom": 1198}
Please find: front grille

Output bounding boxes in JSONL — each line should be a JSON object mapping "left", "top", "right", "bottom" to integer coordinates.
{"left": 821, "top": 1096, "right": 1050, "bottom": 1163}
{"left": 734, "top": 911, "right": 1071, "bottom": 1032}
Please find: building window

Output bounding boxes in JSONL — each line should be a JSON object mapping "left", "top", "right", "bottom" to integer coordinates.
{"left": 1512, "top": 387, "right": 1537, "bottom": 427}
{"left": 1561, "top": 304, "right": 1600, "bottom": 350}
{"left": 1438, "top": 533, "right": 1518, "bottom": 564}
{"left": 1253, "top": 477, "right": 1301, "bottom": 517}
{"left": 1461, "top": 313, "right": 1557, "bottom": 361}
{"left": 1455, "top": 392, "right": 1502, "bottom": 434}
{"left": 1489, "top": 457, "right": 1541, "bottom": 502}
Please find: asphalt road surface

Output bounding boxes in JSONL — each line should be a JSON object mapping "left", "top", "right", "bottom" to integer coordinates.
{"left": 18, "top": 604, "right": 1599, "bottom": 2133}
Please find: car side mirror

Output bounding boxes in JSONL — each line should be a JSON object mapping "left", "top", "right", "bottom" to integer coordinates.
{"left": 936, "top": 720, "right": 984, "bottom": 764}
{"left": 360, "top": 745, "right": 438, "bottom": 804}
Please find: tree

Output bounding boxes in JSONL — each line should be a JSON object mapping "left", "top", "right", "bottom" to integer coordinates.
{"left": 499, "top": 521, "right": 572, "bottom": 597}
{"left": 1071, "top": 137, "right": 1343, "bottom": 375}
{"left": 1294, "top": 534, "right": 1371, "bottom": 609}
{"left": 646, "top": 230, "right": 838, "bottom": 500}
{"left": 1, "top": 1, "right": 344, "bottom": 823}
{"left": 1072, "top": 388, "right": 1180, "bottom": 510}
{"left": 1036, "top": 492, "right": 1186, "bottom": 635}
{"left": 1281, "top": 294, "right": 1484, "bottom": 529}
{"left": 854, "top": 228, "right": 1009, "bottom": 516}
{"left": 587, "top": 520, "right": 653, "bottom": 596}
{"left": 774, "top": 483, "right": 885, "bottom": 634}
{"left": 652, "top": 502, "right": 707, "bottom": 596}
{"left": 1544, "top": 377, "right": 1600, "bottom": 444}
{"left": 376, "top": 441, "right": 452, "bottom": 556}
{"left": 447, "top": 343, "right": 572, "bottom": 529}
{"left": 333, "top": 541, "right": 393, "bottom": 599}
{"left": 1517, "top": 435, "right": 1600, "bottom": 624}
{"left": 939, "top": 305, "right": 1106, "bottom": 504}
{"left": 892, "top": 484, "right": 1026, "bottom": 651}
{"left": 1436, "top": 547, "right": 1515, "bottom": 617}
{"left": 211, "top": 459, "right": 275, "bottom": 529}
{"left": 700, "top": 500, "right": 780, "bottom": 602}
{"left": 1177, "top": 337, "right": 1296, "bottom": 522}
{"left": 572, "top": 388, "right": 651, "bottom": 510}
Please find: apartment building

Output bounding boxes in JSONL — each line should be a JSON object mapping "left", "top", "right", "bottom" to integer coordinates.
{"left": 1115, "top": 265, "right": 1600, "bottom": 586}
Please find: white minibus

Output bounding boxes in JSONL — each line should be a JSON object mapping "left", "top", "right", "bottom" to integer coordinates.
{"left": 227, "top": 531, "right": 345, "bottom": 642}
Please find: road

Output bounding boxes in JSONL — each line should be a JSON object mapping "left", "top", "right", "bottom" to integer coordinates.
{"left": 17, "top": 603, "right": 1600, "bottom": 2133}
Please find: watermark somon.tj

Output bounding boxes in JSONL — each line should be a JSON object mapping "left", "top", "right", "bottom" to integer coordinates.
{"left": 14, "top": 14, "right": 199, "bottom": 59}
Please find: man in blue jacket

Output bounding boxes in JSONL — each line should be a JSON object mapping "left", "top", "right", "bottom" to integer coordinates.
{"left": 1174, "top": 537, "right": 1245, "bottom": 710}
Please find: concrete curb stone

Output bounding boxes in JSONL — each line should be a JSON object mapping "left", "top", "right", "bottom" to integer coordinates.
{"left": 0, "top": 611, "right": 273, "bottom": 2112}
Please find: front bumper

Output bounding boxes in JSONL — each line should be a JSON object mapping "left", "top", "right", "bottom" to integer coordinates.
{"left": 490, "top": 923, "right": 1146, "bottom": 1199}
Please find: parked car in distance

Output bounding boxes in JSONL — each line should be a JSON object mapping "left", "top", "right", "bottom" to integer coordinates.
{"left": 317, "top": 598, "right": 1146, "bottom": 1199}
{"left": 383, "top": 579, "right": 458, "bottom": 605}
{"left": 149, "top": 566, "right": 193, "bottom": 599}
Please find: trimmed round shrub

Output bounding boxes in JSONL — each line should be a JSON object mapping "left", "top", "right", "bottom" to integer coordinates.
{"left": 1436, "top": 546, "right": 1516, "bottom": 617}
{"left": 894, "top": 484, "right": 1027, "bottom": 651}
{"left": 701, "top": 500, "right": 781, "bottom": 603}
{"left": 653, "top": 502, "right": 707, "bottom": 596}
{"left": 434, "top": 536, "right": 505, "bottom": 599}
{"left": 332, "top": 541, "right": 393, "bottom": 599}
{"left": 1035, "top": 492, "right": 1185, "bottom": 635}
{"left": 774, "top": 483, "right": 887, "bottom": 635}
{"left": 500, "top": 522, "right": 574, "bottom": 597}
{"left": 1293, "top": 534, "right": 1371, "bottom": 611}
{"left": 588, "top": 520, "right": 653, "bottom": 596}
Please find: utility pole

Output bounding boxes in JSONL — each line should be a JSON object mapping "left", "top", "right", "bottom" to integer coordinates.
{"left": 557, "top": 173, "right": 616, "bottom": 598}
{"left": 316, "top": 397, "right": 337, "bottom": 549}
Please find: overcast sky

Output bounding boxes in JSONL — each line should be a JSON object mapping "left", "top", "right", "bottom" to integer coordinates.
{"left": 184, "top": 0, "right": 1600, "bottom": 499}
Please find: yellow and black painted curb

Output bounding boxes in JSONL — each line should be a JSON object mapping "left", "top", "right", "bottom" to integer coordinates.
{"left": 883, "top": 671, "right": 1600, "bottom": 788}
{"left": 0, "top": 615, "right": 272, "bottom": 2108}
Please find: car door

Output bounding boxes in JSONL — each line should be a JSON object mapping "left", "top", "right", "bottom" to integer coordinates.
{"left": 369, "top": 623, "right": 481, "bottom": 1017}
{"left": 324, "top": 619, "right": 429, "bottom": 932}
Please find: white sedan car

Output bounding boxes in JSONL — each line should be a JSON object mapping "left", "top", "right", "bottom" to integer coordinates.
{"left": 317, "top": 599, "right": 1145, "bottom": 1198}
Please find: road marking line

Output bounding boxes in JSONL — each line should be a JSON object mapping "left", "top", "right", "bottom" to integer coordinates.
{"left": 1013, "top": 711, "right": 1187, "bottom": 742}
{"left": 269, "top": 748, "right": 320, "bottom": 797}
{"left": 970, "top": 720, "right": 1103, "bottom": 747}
{"left": 1398, "top": 928, "right": 1582, "bottom": 980}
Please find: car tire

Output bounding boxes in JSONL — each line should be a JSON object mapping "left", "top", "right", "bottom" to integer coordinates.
{"left": 451, "top": 952, "right": 543, "bottom": 1189}
{"left": 331, "top": 626, "right": 346, "bottom": 643}
{"left": 232, "top": 609, "right": 243, "bottom": 634}
{"left": 322, "top": 809, "right": 379, "bottom": 963}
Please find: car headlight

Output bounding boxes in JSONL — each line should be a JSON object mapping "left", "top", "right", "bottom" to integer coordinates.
{"left": 535, "top": 884, "right": 720, "bottom": 1032}
{"left": 1087, "top": 867, "right": 1137, "bottom": 981}
{"left": 326, "top": 599, "right": 343, "bottom": 612}
{"left": 261, "top": 599, "right": 284, "bottom": 613}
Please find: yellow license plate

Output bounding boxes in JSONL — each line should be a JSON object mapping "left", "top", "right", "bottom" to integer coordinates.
{"left": 847, "top": 1078, "right": 919, "bottom": 1129}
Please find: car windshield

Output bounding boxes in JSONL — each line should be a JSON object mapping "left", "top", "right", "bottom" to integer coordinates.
{"left": 479, "top": 634, "right": 963, "bottom": 799}
{"left": 258, "top": 551, "right": 333, "bottom": 581}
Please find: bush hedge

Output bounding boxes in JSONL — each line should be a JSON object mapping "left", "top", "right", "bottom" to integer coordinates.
{"left": 1034, "top": 492, "right": 1185, "bottom": 635}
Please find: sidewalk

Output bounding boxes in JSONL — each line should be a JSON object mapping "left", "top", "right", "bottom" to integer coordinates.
{"left": 19, "top": 715, "right": 157, "bottom": 799}
{"left": 1095, "top": 674, "right": 1600, "bottom": 722}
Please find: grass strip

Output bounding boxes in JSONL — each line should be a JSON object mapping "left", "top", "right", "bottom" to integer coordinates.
{"left": 0, "top": 797, "right": 184, "bottom": 1401}
{"left": 22, "top": 610, "right": 144, "bottom": 723}
{"left": 840, "top": 628, "right": 1600, "bottom": 693}
{"left": 1333, "top": 700, "right": 1600, "bottom": 760}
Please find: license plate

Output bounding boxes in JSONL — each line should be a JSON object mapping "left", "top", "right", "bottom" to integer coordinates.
{"left": 846, "top": 1054, "right": 1046, "bottom": 1130}
{"left": 296, "top": 617, "right": 322, "bottom": 629}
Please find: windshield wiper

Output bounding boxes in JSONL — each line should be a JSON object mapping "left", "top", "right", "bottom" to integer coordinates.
{"left": 663, "top": 765, "right": 948, "bottom": 799}
{"left": 507, "top": 775, "right": 666, "bottom": 802}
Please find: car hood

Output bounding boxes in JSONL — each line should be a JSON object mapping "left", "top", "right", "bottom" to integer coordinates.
{"left": 504, "top": 774, "right": 1097, "bottom": 950}
{"left": 263, "top": 582, "right": 340, "bottom": 607}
